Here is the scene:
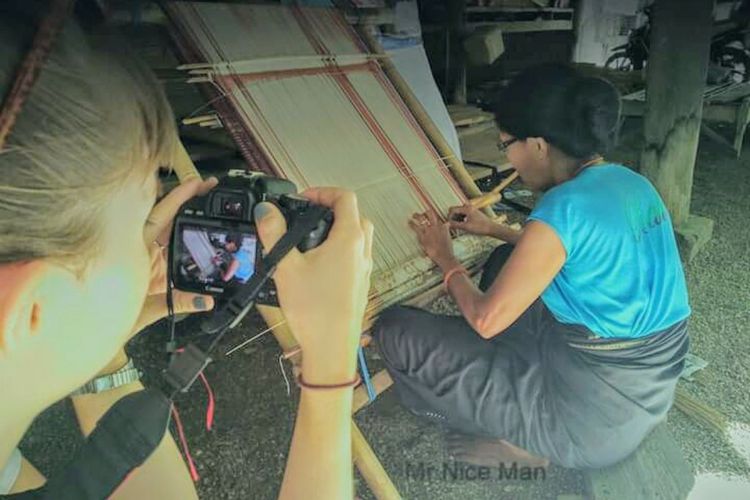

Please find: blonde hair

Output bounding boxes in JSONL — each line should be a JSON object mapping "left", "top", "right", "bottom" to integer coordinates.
{"left": 0, "top": 2, "right": 178, "bottom": 277}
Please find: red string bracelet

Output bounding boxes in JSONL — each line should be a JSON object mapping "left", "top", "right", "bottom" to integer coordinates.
{"left": 443, "top": 265, "right": 469, "bottom": 291}
{"left": 296, "top": 373, "right": 361, "bottom": 391}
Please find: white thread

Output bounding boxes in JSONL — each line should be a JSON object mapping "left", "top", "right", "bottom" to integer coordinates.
{"left": 224, "top": 319, "right": 286, "bottom": 356}
{"left": 278, "top": 354, "right": 291, "bottom": 397}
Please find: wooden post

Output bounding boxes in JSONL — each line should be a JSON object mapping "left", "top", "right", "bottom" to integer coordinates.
{"left": 640, "top": 0, "right": 715, "bottom": 260}
{"left": 447, "top": 0, "right": 467, "bottom": 105}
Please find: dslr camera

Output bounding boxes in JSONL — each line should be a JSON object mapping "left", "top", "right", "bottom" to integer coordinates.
{"left": 169, "top": 170, "right": 333, "bottom": 306}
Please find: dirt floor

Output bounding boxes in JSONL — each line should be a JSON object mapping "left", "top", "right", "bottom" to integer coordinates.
{"left": 18, "top": 118, "right": 750, "bottom": 499}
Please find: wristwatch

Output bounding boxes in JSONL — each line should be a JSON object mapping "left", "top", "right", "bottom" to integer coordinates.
{"left": 70, "top": 358, "right": 142, "bottom": 396}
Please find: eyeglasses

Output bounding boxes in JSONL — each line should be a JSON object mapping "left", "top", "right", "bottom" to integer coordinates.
{"left": 497, "top": 137, "right": 519, "bottom": 153}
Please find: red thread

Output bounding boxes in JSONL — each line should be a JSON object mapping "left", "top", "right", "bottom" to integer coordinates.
{"left": 371, "top": 64, "right": 467, "bottom": 203}
{"left": 198, "top": 372, "right": 215, "bottom": 431}
{"left": 171, "top": 405, "right": 200, "bottom": 482}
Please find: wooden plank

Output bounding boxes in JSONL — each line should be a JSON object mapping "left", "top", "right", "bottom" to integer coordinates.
{"left": 448, "top": 104, "right": 494, "bottom": 127}
{"left": 466, "top": 20, "right": 573, "bottom": 32}
{"left": 353, "top": 370, "right": 394, "bottom": 413}
{"left": 705, "top": 81, "right": 750, "bottom": 103}
{"left": 458, "top": 120, "right": 496, "bottom": 139}
{"left": 584, "top": 424, "right": 694, "bottom": 500}
{"left": 466, "top": 6, "right": 574, "bottom": 14}
{"left": 623, "top": 99, "right": 738, "bottom": 123}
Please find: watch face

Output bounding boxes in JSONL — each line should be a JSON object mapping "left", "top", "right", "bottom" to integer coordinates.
{"left": 93, "top": 378, "right": 113, "bottom": 392}
{"left": 73, "top": 362, "right": 140, "bottom": 395}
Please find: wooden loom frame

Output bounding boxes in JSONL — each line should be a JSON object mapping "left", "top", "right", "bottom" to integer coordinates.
{"left": 165, "top": 6, "right": 497, "bottom": 499}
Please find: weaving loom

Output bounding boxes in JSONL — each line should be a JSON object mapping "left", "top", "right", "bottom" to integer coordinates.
{"left": 165, "top": 2, "right": 494, "bottom": 314}
{"left": 164, "top": 4, "right": 497, "bottom": 498}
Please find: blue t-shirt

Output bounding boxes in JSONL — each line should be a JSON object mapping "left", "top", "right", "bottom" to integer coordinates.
{"left": 233, "top": 248, "right": 255, "bottom": 282}
{"left": 527, "top": 164, "right": 691, "bottom": 339}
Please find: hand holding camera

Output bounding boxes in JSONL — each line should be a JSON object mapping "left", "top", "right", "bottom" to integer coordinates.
{"left": 167, "top": 173, "right": 373, "bottom": 385}
{"left": 254, "top": 188, "right": 374, "bottom": 385}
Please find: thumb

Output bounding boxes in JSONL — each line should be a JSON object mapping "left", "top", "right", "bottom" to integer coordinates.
{"left": 253, "top": 201, "right": 287, "bottom": 252}
{"left": 173, "top": 293, "right": 215, "bottom": 315}
{"left": 131, "top": 292, "right": 214, "bottom": 336}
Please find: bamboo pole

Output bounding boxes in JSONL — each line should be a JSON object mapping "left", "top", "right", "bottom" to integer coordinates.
{"left": 674, "top": 385, "right": 727, "bottom": 433}
{"left": 358, "top": 28, "right": 495, "bottom": 219}
{"left": 352, "top": 421, "right": 402, "bottom": 500}
{"left": 182, "top": 114, "right": 218, "bottom": 126}
{"left": 469, "top": 171, "right": 519, "bottom": 210}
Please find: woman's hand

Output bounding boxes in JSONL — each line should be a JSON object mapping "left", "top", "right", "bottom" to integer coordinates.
{"left": 135, "top": 176, "right": 220, "bottom": 333}
{"left": 96, "top": 177, "right": 220, "bottom": 377}
{"left": 409, "top": 210, "right": 458, "bottom": 271}
{"left": 254, "top": 188, "right": 373, "bottom": 384}
{"left": 447, "top": 203, "right": 495, "bottom": 236}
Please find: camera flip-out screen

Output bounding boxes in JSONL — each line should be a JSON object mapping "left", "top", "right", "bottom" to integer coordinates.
{"left": 175, "top": 224, "right": 259, "bottom": 294}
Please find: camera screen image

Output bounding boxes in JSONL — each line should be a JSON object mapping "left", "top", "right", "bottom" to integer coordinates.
{"left": 178, "top": 226, "right": 258, "bottom": 288}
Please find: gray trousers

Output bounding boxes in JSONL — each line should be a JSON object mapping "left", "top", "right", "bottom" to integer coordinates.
{"left": 373, "top": 245, "right": 689, "bottom": 469}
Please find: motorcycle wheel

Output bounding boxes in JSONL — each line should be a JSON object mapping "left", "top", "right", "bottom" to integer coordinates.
{"left": 606, "top": 53, "right": 635, "bottom": 71}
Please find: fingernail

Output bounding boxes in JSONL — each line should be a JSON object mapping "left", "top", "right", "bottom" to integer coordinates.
{"left": 193, "top": 296, "right": 207, "bottom": 310}
{"left": 254, "top": 202, "right": 271, "bottom": 221}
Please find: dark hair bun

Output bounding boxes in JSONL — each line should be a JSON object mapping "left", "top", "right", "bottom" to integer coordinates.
{"left": 491, "top": 64, "right": 621, "bottom": 159}
{"left": 568, "top": 77, "right": 620, "bottom": 156}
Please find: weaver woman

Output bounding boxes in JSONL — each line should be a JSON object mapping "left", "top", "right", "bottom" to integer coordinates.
{"left": 374, "top": 64, "right": 691, "bottom": 469}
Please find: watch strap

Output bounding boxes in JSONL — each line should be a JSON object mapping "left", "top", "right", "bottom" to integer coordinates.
{"left": 71, "top": 359, "right": 142, "bottom": 396}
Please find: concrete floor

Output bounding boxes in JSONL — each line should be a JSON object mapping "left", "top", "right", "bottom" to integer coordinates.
{"left": 18, "top": 119, "right": 750, "bottom": 499}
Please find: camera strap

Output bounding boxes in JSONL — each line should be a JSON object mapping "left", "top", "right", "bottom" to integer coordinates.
{"left": 4, "top": 389, "right": 172, "bottom": 500}
{"left": 5, "top": 207, "right": 330, "bottom": 500}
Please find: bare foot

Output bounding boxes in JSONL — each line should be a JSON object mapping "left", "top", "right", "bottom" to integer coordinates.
{"left": 446, "top": 431, "right": 550, "bottom": 468}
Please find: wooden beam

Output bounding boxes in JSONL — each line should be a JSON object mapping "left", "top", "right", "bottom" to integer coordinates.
{"left": 353, "top": 370, "right": 394, "bottom": 413}
{"left": 448, "top": 0, "right": 467, "bottom": 105}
